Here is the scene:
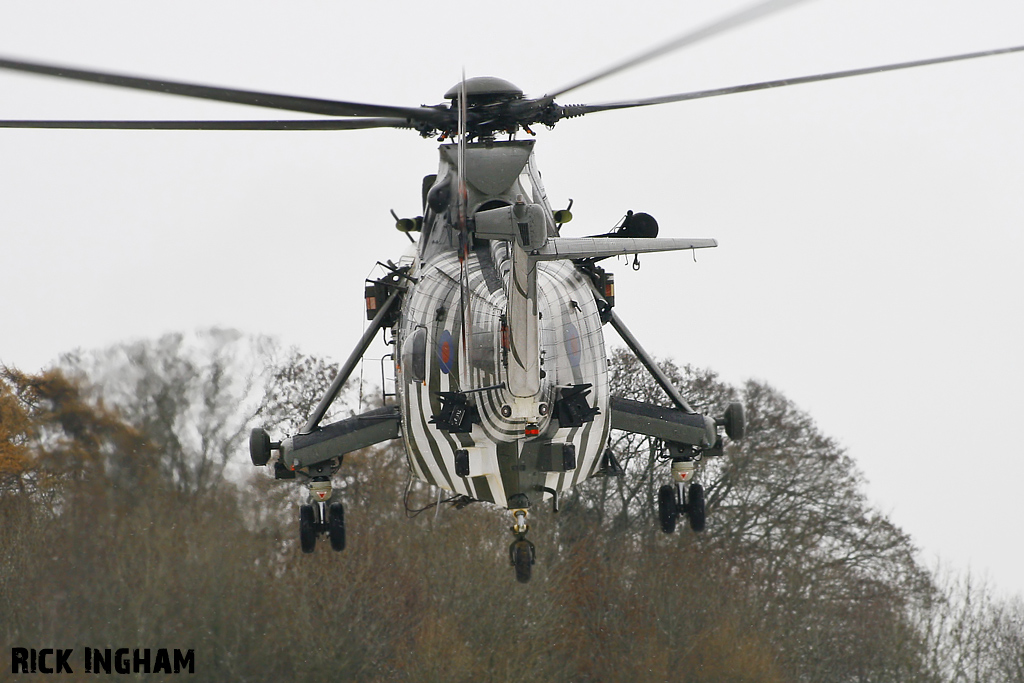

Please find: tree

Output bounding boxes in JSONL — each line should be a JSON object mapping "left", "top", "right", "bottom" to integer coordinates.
{"left": 5, "top": 333, "right": 1020, "bottom": 682}
{"left": 560, "top": 348, "right": 933, "bottom": 681}
{"left": 0, "top": 364, "right": 152, "bottom": 500}
{"left": 0, "top": 365, "right": 155, "bottom": 646}
{"left": 917, "top": 567, "right": 1024, "bottom": 683}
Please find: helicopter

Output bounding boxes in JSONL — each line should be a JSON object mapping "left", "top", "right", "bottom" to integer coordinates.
{"left": 3, "top": 0, "right": 1022, "bottom": 583}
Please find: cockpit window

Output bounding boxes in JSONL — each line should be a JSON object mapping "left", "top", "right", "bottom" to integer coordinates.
{"left": 402, "top": 327, "right": 428, "bottom": 384}
{"left": 476, "top": 199, "right": 511, "bottom": 214}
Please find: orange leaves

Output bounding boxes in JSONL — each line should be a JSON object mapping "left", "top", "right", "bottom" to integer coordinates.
{"left": 0, "top": 367, "right": 40, "bottom": 488}
{"left": 0, "top": 374, "right": 33, "bottom": 480}
{"left": 0, "top": 365, "right": 148, "bottom": 497}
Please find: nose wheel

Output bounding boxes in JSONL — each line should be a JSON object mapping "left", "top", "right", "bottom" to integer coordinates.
{"left": 508, "top": 509, "right": 536, "bottom": 583}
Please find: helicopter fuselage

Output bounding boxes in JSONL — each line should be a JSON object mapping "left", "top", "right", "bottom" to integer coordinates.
{"left": 395, "top": 140, "right": 609, "bottom": 509}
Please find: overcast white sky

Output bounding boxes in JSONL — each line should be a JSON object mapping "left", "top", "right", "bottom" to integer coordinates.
{"left": 2, "top": 0, "right": 1022, "bottom": 596}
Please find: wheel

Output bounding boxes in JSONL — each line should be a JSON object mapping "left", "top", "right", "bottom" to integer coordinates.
{"left": 299, "top": 504, "right": 316, "bottom": 553}
{"left": 511, "top": 539, "right": 535, "bottom": 584}
{"left": 328, "top": 502, "right": 346, "bottom": 552}
{"left": 249, "top": 427, "right": 272, "bottom": 466}
{"left": 658, "top": 484, "right": 678, "bottom": 534}
{"left": 724, "top": 402, "right": 746, "bottom": 440}
{"left": 688, "top": 483, "right": 706, "bottom": 533}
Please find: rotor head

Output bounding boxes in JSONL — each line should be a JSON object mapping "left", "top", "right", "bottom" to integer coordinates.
{"left": 444, "top": 76, "right": 524, "bottom": 106}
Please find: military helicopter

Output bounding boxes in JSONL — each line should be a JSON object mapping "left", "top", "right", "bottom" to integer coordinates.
{"left": 3, "top": 0, "right": 1022, "bottom": 583}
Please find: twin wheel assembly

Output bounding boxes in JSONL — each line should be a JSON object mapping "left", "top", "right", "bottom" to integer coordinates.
{"left": 658, "top": 458, "right": 706, "bottom": 534}
{"left": 659, "top": 482, "right": 705, "bottom": 533}
{"left": 299, "top": 476, "right": 346, "bottom": 554}
{"left": 299, "top": 498, "right": 346, "bottom": 553}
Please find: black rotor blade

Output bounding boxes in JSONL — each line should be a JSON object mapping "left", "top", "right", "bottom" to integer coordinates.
{"left": 0, "top": 55, "right": 447, "bottom": 126}
{"left": 0, "top": 118, "right": 414, "bottom": 130}
{"left": 563, "top": 44, "right": 1024, "bottom": 117}
{"left": 542, "top": 0, "right": 810, "bottom": 100}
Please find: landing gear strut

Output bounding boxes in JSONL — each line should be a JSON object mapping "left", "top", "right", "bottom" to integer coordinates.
{"left": 508, "top": 509, "right": 536, "bottom": 583}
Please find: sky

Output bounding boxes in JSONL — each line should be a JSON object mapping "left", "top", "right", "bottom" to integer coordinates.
{"left": 1, "top": 0, "right": 1022, "bottom": 596}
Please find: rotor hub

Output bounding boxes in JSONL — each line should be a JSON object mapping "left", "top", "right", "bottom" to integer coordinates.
{"left": 444, "top": 76, "right": 524, "bottom": 105}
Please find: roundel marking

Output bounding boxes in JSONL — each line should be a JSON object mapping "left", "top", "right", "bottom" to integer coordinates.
{"left": 438, "top": 329, "right": 455, "bottom": 374}
{"left": 565, "top": 322, "right": 582, "bottom": 368}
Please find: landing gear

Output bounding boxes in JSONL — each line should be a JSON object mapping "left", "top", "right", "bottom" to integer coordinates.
{"left": 329, "top": 502, "right": 346, "bottom": 552}
{"left": 297, "top": 470, "right": 346, "bottom": 553}
{"left": 658, "top": 484, "right": 678, "bottom": 533}
{"left": 298, "top": 500, "right": 346, "bottom": 553}
{"left": 688, "top": 483, "right": 705, "bottom": 532}
{"left": 299, "top": 504, "right": 316, "bottom": 553}
{"left": 657, "top": 481, "right": 706, "bottom": 534}
{"left": 510, "top": 538, "right": 536, "bottom": 584}
{"left": 508, "top": 509, "right": 535, "bottom": 583}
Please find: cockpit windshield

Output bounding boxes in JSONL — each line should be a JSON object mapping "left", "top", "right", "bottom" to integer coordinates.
{"left": 419, "top": 141, "right": 554, "bottom": 262}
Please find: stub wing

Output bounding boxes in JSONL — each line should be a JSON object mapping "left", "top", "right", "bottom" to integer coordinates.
{"left": 280, "top": 405, "right": 402, "bottom": 469}
{"left": 609, "top": 397, "right": 718, "bottom": 448}
{"left": 532, "top": 237, "right": 717, "bottom": 261}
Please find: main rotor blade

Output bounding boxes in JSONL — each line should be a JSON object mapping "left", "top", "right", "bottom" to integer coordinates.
{"left": 0, "top": 118, "right": 413, "bottom": 130}
{"left": 543, "top": 0, "right": 810, "bottom": 100}
{"left": 0, "top": 55, "right": 447, "bottom": 126}
{"left": 563, "top": 44, "right": 1024, "bottom": 116}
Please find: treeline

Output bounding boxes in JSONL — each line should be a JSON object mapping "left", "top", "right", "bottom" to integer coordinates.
{"left": 1, "top": 330, "right": 1021, "bottom": 682}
